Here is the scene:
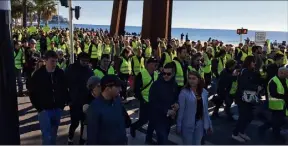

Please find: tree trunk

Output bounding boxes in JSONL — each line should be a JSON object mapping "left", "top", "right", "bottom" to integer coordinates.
{"left": 22, "top": 0, "right": 27, "bottom": 28}
{"left": 37, "top": 13, "right": 41, "bottom": 27}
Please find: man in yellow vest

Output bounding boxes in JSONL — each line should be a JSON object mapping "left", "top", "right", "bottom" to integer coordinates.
{"left": 211, "top": 49, "right": 226, "bottom": 96}
{"left": 14, "top": 41, "right": 25, "bottom": 97}
{"left": 89, "top": 38, "right": 102, "bottom": 69}
{"left": 236, "top": 44, "right": 251, "bottom": 65}
{"left": 130, "top": 57, "right": 158, "bottom": 144}
{"left": 159, "top": 44, "right": 175, "bottom": 70}
{"left": 143, "top": 39, "right": 152, "bottom": 60}
{"left": 56, "top": 49, "right": 68, "bottom": 71}
{"left": 260, "top": 67, "right": 288, "bottom": 143}
{"left": 117, "top": 48, "right": 132, "bottom": 103}
{"left": 213, "top": 59, "right": 238, "bottom": 119}
{"left": 131, "top": 48, "right": 145, "bottom": 76}
{"left": 93, "top": 54, "right": 115, "bottom": 79}
{"left": 172, "top": 47, "right": 188, "bottom": 89}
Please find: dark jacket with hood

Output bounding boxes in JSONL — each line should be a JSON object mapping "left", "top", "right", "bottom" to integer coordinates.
{"left": 149, "top": 75, "right": 179, "bottom": 124}
{"left": 30, "top": 66, "right": 69, "bottom": 112}
{"left": 65, "top": 61, "right": 94, "bottom": 106}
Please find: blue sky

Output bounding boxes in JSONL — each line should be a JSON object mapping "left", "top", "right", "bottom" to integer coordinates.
{"left": 58, "top": 1, "right": 288, "bottom": 32}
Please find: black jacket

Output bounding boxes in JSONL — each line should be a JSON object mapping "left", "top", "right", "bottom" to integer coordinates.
{"left": 217, "top": 68, "right": 237, "bottom": 96}
{"left": 30, "top": 66, "right": 69, "bottom": 112}
{"left": 236, "top": 68, "right": 261, "bottom": 100}
{"left": 65, "top": 62, "right": 94, "bottom": 106}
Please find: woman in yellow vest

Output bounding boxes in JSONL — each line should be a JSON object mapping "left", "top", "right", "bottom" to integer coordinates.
{"left": 236, "top": 45, "right": 252, "bottom": 64}
{"left": 56, "top": 49, "right": 68, "bottom": 71}
{"left": 143, "top": 39, "right": 152, "bottom": 60}
{"left": 74, "top": 40, "right": 83, "bottom": 60}
{"left": 210, "top": 49, "right": 226, "bottom": 95}
{"left": 117, "top": 48, "right": 132, "bottom": 103}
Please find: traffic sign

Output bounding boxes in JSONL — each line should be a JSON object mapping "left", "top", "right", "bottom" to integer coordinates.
{"left": 255, "top": 32, "right": 266, "bottom": 44}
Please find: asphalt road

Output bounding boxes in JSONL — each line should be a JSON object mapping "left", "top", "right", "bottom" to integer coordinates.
{"left": 18, "top": 93, "right": 288, "bottom": 145}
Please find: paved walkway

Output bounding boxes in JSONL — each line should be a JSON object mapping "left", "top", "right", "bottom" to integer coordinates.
{"left": 19, "top": 95, "right": 288, "bottom": 145}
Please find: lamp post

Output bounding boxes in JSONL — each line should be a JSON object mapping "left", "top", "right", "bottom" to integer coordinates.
{"left": 0, "top": 0, "right": 20, "bottom": 144}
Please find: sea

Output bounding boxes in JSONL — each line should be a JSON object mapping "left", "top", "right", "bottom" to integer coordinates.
{"left": 47, "top": 23, "right": 288, "bottom": 45}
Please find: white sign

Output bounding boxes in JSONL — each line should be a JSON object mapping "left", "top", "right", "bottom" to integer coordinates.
{"left": 255, "top": 32, "right": 266, "bottom": 45}
{"left": 0, "top": 1, "right": 11, "bottom": 10}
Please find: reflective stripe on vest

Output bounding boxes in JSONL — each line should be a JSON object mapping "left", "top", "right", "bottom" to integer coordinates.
{"left": 132, "top": 56, "right": 145, "bottom": 76}
{"left": 141, "top": 69, "right": 158, "bottom": 102}
{"left": 120, "top": 57, "right": 132, "bottom": 74}
{"left": 267, "top": 76, "right": 288, "bottom": 111}
{"left": 163, "top": 52, "right": 173, "bottom": 67}
{"left": 174, "top": 60, "right": 184, "bottom": 86}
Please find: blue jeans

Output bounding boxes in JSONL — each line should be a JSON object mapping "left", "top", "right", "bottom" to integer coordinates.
{"left": 210, "top": 77, "right": 219, "bottom": 95}
{"left": 38, "top": 109, "right": 62, "bottom": 145}
{"left": 15, "top": 68, "right": 23, "bottom": 92}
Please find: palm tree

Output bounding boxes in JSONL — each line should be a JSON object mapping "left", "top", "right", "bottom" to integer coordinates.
{"left": 33, "top": 0, "right": 57, "bottom": 26}
{"left": 11, "top": 0, "right": 23, "bottom": 25}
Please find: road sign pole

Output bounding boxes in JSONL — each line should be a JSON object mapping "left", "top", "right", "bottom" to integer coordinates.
{"left": 240, "top": 34, "right": 242, "bottom": 43}
{"left": 0, "top": 0, "right": 20, "bottom": 144}
{"left": 68, "top": 0, "right": 74, "bottom": 64}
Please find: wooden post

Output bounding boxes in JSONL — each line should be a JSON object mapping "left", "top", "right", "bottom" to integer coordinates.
{"left": 110, "top": 0, "right": 128, "bottom": 36}
{"left": 142, "top": 0, "right": 173, "bottom": 50}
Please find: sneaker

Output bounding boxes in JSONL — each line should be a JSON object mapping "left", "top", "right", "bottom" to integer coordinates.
{"left": 68, "top": 138, "right": 73, "bottom": 145}
{"left": 232, "top": 134, "right": 246, "bottom": 143}
{"left": 130, "top": 127, "right": 136, "bottom": 138}
{"left": 239, "top": 133, "right": 251, "bottom": 141}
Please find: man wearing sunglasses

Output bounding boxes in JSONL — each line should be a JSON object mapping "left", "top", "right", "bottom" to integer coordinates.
{"left": 148, "top": 62, "right": 179, "bottom": 144}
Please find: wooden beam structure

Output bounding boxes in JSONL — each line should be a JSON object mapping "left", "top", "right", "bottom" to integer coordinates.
{"left": 110, "top": 0, "right": 128, "bottom": 36}
{"left": 141, "top": 0, "right": 173, "bottom": 49}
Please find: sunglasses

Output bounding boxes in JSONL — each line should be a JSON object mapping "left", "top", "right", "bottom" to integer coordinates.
{"left": 163, "top": 72, "right": 172, "bottom": 76}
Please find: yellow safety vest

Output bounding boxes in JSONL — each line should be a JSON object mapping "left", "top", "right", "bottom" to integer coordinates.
{"left": 163, "top": 52, "right": 173, "bottom": 67}
{"left": 132, "top": 56, "right": 145, "bottom": 76}
{"left": 213, "top": 58, "right": 225, "bottom": 77}
{"left": 93, "top": 66, "right": 115, "bottom": 79}
{"left": 91, "top": 44, "right": 102, "bottom": 59}
{"left": 203, "top": 53, "right": 212, "bottom": 74}
{"left": 59, "top": 43, "right": 67, "bottom": 51}
{"left": 265, "top": 58, "right": 274, "bottom": 66}
{"left": 57, "top": 60, "right": 67, "bottom": 70}
{"left": 240, "top": 51, "right": 253, "bottom": 62}
{"left": 229, "top": 81, "right": 238, "bottom": 95}
{"left": 75, "top": 47, "right": 82, "bottom": 55}
{"left": 46, "top": 37, "right": 51, "bottom": 50}
{"left": 141, "top": 69, "right": 158, "bottom": 102}
{"left": 187, "top": 66, "right": 204, "bottom": 79}
{"left": 103, "top": 44, "right": 111, "bottom": 55}
{"left": 145, "top": 46, "right": 152, "bottom": 58}
{"left": 14, "top": 49, "right": 25, "bottom": 69}
{"left": 173, "top": 60, "right": 184, "bottom": 86}
{"left": 36, "top": 41, "right": 41, "bottom": 51}
{"left": 84, "top": 43, "right": 90, "bottom": 53}
{"left": 120, "top": 57, "right": 132, "bottom": 74}
{"left": 267, "top": 76, "right": 288, "bottom": 115}
{"left": 226, "top": 53, "right": 233, "bottom": 61}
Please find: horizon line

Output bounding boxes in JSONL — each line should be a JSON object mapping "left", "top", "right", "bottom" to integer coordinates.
{"left": 72, "top": 23, "right": 288, "bottom": 33}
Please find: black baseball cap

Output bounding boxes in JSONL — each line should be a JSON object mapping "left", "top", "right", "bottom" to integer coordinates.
{"left": 77, "top": 52, "right": 90, "bottom": 60}
{"left": 101, "top": 75, "right": 123, "bottom": 88}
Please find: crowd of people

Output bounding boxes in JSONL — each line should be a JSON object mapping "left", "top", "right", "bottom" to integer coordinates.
{"left": 12, "top": 26, "right": 288, "bottom": 145}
